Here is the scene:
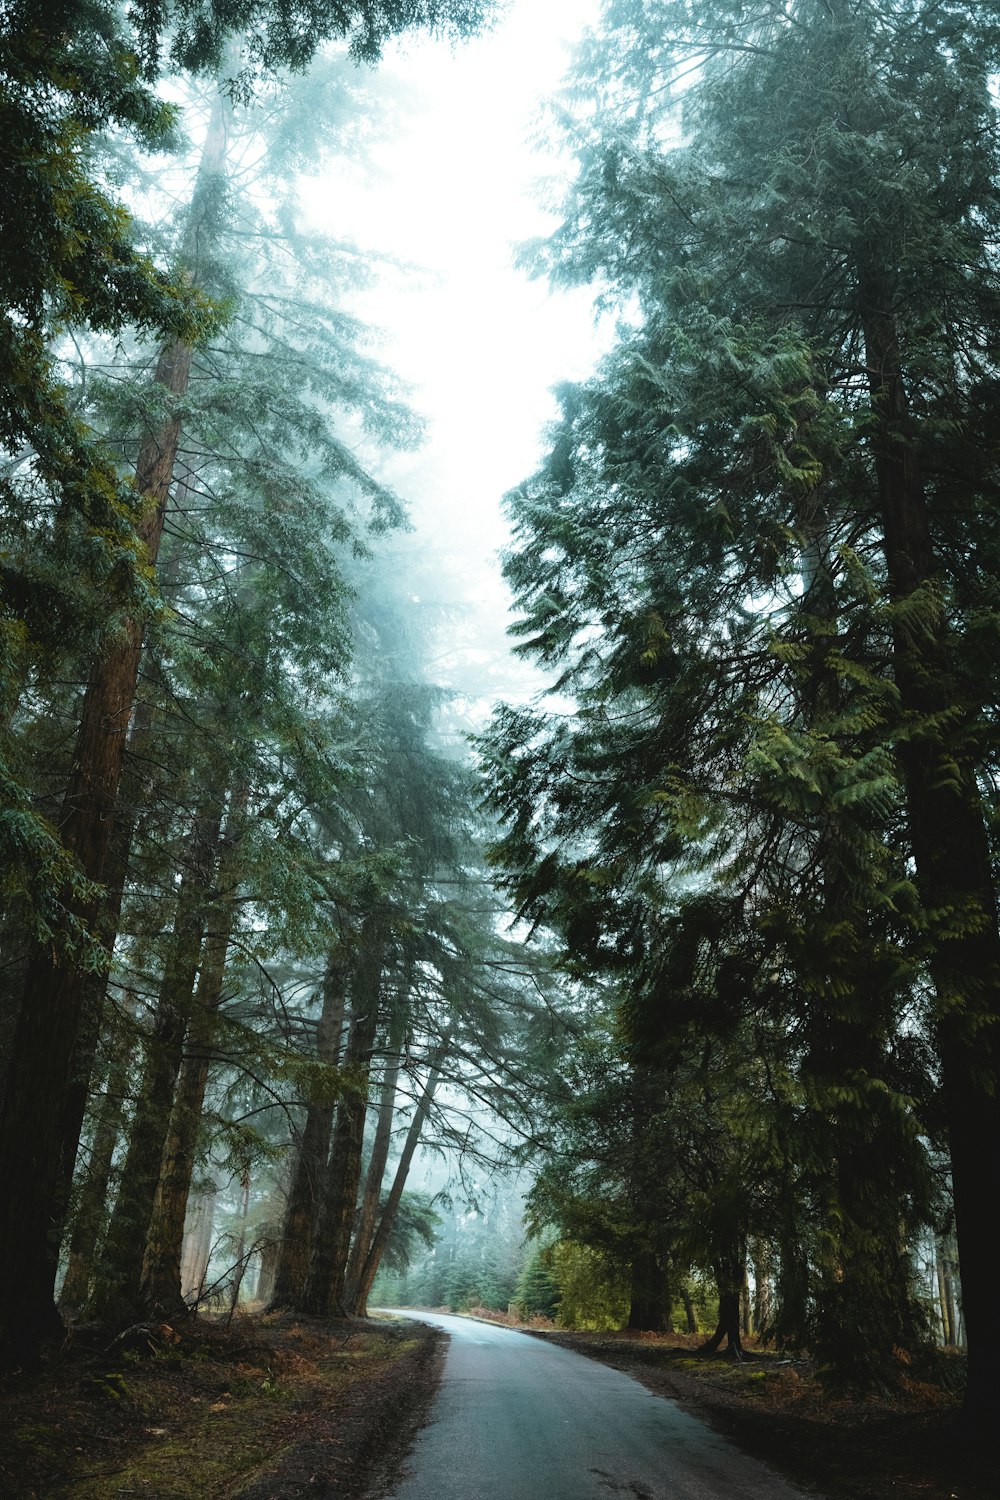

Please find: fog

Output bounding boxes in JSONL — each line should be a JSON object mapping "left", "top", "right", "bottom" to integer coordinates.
{"left": 1, "top": 6, "right": 983, "bottom": 1449}
{"left": 302, "top": 0, "right": 606, "bottom": 708}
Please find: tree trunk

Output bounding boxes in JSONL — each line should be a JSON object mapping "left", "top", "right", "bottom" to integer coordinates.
{"left": 0, "top": 87, "right": 231, "bottom": 1366}
{"left": 681, "top": 1281, "right": 699, "bottom": 1335}
{"left": 350, "top": 1037, "right": 450, "bottom": 1317}
{"left": 229, "top": 1169, "right": 252, "bottom": 1316}
{"left": 300, "top": 916, "right": 386, "bottom": 1317}
{"left": 181, "top": 1187, "right": 217, "bottom": 1304}
{"left": 342, "top": 1007, "right": 405, "bottom": 1303}
{"left": 0, "top": 337, "right": 193, "bottom": 1362}
{"left": 740, "top": 1264, "right": 752, "bottom": 1339}
{"left": 936, "top": 1247, "right": 954, "bottom": 1347}
{"left": 700, "top": 1257, "right": 744, "bottom": 1359}
{"left": 140, "top": 793, "right": 245, "bottom": 1315}
{"left": 627, "top": 1247, "right": 673, "bottom": 1332}
{"left": 57, "top": 702, "right": 155, "bottom": 1243}
{"left": 58, "top": 1019, "right": 135, "bottom": 1310}
{"left": 751, "top": 1240, "right": 773, "bottom": 1336}
{"left": 254, "top": 1233, "right": 280, "bottom": 1305}
{"left": 88, "top": 808, "right": 220, "bottom": 1325}
{"left": 857, "top": 261, "right": 1000, "bottom": 1431}
{"left": 268, "top": 954, "right": 347, "bottom": 1309}
{"left": 935, "top": 1237, "right": 960, "bottom": 1349}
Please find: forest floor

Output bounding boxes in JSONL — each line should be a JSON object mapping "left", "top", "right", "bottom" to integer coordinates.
{"left": 463, "top": 1313, "right": 989, "bottom": 1500}
{"left": 1, "top": 1311, "right": 443, "bottom": 1500}
{"left": 5, "top": 1308, "right": 993, "bottom": 1500}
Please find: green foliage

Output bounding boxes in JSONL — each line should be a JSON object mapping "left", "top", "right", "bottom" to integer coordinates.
{"left": 514, "top": 1244, "right": 559, "bottom": 1320}
{"left": 377, "top": 1192, "right": 441, "bottom": 1276}
{"left": 548, "top": 1242, "right": 628, "bottom": 1332}
{"left": 0, "top": 0, "right": 495, "bottom": 962}
{"left": 127, "top": 0, "right": 498, "bottom": 78}
{"left": 477, "top": 0, "right": 1000, "bottom": 1390}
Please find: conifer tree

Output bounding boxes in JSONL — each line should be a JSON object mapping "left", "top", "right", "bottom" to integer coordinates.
{"left": 482, "top": 0, "right": 995, "bottom": 1410}
{"left": 0, "top": 0, "right": 499, "bottom": 1358}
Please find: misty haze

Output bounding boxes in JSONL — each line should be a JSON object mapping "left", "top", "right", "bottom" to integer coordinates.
{"left": 0, "top": 4, "right": 996, "bottom": 1500}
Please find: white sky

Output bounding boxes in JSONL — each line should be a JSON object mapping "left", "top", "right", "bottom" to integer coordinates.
{"left": 303, "top": 0, "right": 605, "bottom": 703}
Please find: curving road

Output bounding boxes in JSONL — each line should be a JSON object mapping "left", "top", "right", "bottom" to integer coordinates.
{"left": 381, "top": 1311, "right": 813, "bottom": 1500}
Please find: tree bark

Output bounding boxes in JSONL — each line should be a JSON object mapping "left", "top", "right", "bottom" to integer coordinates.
{"left": 254, "top": 1233, "right": 280, "bottom": 1305}
{"left": 342, "top": 1006, "right": 405, "bottom": 1303}
{"left": 140, "top": 792, "right": 245, "bottom": 1315}
{"left": 740, "top": 1264, "right": 752, "bottom": 1339}
{"left": 57, "top": 702, "right": 155, "bottom": 1243}
{"left": 627, "top": 1247, "right": 673, "bottom": 1332}
{"left": 181, "top": 1187, "right": 217, "bottom": 1304}
{"left": 229, "top": 1168, "right": 252, "bottom": 1315}
{"left": 87, "top": 807, "right": 220, "bottom": 1325}
{"left": 300, "top": 915, "right": 387, "bottom": 1317}
{"left": 349, "top": 1037, "right": 450, "bottom": 1317}
{"left": 0, "top": 86, "right": 230, "bottom": 1366}
{"left": 857, "top": 261, "right": 1000, "bottom": 1431}
{"left": 268, "top": 954, "right": 347, "bottom": 1309}
{"left": 936, "top": 1247, "right": 954, "bottom": 1347}
{"left": 681, "top": 1280, "right": 699, "bottom": 1335}
{"left": 700, "top": 1257, "right": 745, "bottom": 1359}
{"left": 751, "top": 1240, "right": 773, "bottom": 1336}
{"left": 58, "top": 1017, "right": 136, "bottom": 1310}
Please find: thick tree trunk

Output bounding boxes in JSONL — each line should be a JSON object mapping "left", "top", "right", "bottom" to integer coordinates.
{"left": 349, "top": 1038, "right": 449, "bottom": 1317}
{"left": 0, "top": 339, "right": 193, "bottom": 1363}
{"left": 0, "top": 89, "right": 231, "bottom": 1365}
{"left": 857, "top": 263, "right": 1000, "bottom": 1431}
{"left": 88, "top": 808, "right": 220, "bottom": 1326}
{"left": 702, "top": 1290, "right": 743, "bottom": 1359}
{"left": 58, "top": 1020, "right": 135, "bottom": 1310}
{"left": 342, "top": 1008, "right": 405, "bottom": 1302}
{"left": 139, "top": 1031, "right": 214, "bottom": 1316}
{"left": 57, "top": 703, "right": 154, "bottom": 1245}
{"left": 627, "top": 1248, "right": 673, "bottom": 1332}
{"left": 268, "top": 955, "right": 347, "bottom": 1309}
{"left": 300, "top": 916, "right": 386, "bottom": 1317}
{"left": 140, "top": 794, "right": 244, "bottom": 1315}
{"left": 700, "top": 1258, "right": 745, "bottom": 1359}
{"left": 254, "top": 1233, "right": 280, "bottom": 1305}
{"left": 181, "top": 1187, "right": 217, "bottom": 1304}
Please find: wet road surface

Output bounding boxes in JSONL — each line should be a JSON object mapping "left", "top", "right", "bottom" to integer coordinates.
{"left": 381, "top": 1310, "right": 814, "bottom": 1500}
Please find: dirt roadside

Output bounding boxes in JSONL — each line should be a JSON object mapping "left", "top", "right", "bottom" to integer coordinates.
{"left": 5, "top": 1309, "right": 991, "bottom": 1500}
{"left": 1, "top": 1313, "right": 443, "bottom": 1500}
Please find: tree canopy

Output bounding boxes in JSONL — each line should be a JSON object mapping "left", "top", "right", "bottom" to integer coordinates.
{"left": 480, "top": 0, "right": 1000, "bottom": 1426}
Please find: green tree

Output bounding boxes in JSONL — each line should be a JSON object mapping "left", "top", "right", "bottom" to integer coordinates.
{"left": 483, "top": 0, "right": 989, "bottom": 1406}
{"left": 0, "top": 0, "right": 495, "bottom": 1364}
{"left": 515, "top": 1245, "right": 559, "bottom": 1319}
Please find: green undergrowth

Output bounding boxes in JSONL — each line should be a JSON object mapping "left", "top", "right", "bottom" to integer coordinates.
{"left": 1, "top": 1316, "right": 424, "bottom": 1500}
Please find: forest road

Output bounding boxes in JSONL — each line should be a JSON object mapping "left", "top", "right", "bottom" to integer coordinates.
{"left": 377, "top": 1310, "right": 815, "bottom": 1500}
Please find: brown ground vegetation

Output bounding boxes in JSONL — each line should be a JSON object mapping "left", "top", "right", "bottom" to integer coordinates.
{"left": 5, "top": 1307, "right": 992, "bottom": 1499}
{"left": 1, "top": 1312, "right": 442, "bottom": 1500}
{"left": 525, "top": 1325, "right": 992, "bottom": 1500}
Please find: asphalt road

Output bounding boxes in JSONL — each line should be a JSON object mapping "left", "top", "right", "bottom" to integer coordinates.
{"left": 381, "top": 1311, "right": 813, "bottom": 1500}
